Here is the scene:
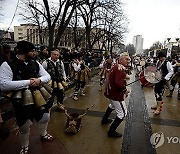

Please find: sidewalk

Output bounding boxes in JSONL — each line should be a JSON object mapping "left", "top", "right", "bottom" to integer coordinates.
{"left": 0, "top": 67, "right": 100, "bottom": 154}
{"left": 0, "top": 118, "right": 69, "bottom": 154}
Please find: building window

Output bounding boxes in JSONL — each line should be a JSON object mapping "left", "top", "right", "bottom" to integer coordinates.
{"left": 18, "top": 28, "right": 23, "bottom": 31}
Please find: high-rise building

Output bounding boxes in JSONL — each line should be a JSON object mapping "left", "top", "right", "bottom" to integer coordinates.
{"left": 133, "top": 35, "right": 144, "bottom": 54}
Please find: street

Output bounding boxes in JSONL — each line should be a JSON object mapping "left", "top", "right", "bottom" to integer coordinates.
{"left": 0, "top": 70, "right": 180, "bottom": 154}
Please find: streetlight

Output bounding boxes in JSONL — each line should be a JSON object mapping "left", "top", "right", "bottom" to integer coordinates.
{"left": 167, "top": 38, "right": 171, "bottom": 42}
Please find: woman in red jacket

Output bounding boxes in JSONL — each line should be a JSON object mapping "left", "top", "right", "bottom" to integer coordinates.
{"left": 101, "top": 52, "right": 130, "bottom": 138}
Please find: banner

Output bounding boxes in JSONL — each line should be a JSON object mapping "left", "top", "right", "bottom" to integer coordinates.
{"left": 166, "top": 44, "right": 172, "bottom": 57}
{"left": 153, "top": 50, "right": 157, "bottom": 57}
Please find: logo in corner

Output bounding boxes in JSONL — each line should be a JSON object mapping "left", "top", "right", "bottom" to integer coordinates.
{"left": 150, "top": 132, "right": 165, "bottom": 148}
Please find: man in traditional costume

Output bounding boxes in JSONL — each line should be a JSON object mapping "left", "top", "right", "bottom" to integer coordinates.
{"left": 98, "top": 57, "right": 113, "bottom": 91}
{"left": 151, "top": 52, "right": 173, "bottom": 114}
{"left": 166, "top": 56, "right": 180, "bottom": 99}
{"left": 0, "top": 41, "right": 53, "bottom": 154}
{"left": 72, "top": 55, "right": 90, "bottom": 101}
{"left": 101, "top": 52, "right": 130, "bottom": 138}
{"left": 42, "top": 49, "right": 67, "bottom": 110}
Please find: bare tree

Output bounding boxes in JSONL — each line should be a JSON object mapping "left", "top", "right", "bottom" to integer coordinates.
{"left": 77, "top": 0, "right": 100, "bottom": 52}
{"left": 19, "top": 0, "right": 84, "bottom": 50}
{"left": 101, "top": 0, "right": 128, "bottom": 54}
{"left": 69, "top": 9, "right": 86, "bottom": 49}
{"left": 19, "top": 0, "right": 128, "bottom": 52}
{"left": 19, "top": 0, "right": 47, "bottom": 44}
{"left": 125, "top": 44, "right": 135, "bottom": 56}
{"left": 77, "top": 0, "right": 128, "bottom": 53}
{"left": 149, "top": 41, "right": 163, "bottom": 51}
{"left": 143, "top": 49, "right": 150, "bottom": 56}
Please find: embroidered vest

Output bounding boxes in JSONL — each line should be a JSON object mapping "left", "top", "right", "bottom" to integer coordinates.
{"left": 46, "top": 59, "right": 64, "bottom": 81}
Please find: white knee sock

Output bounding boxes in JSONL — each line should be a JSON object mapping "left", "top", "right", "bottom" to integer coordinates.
{"left": 19, "top": 120, "right": 32, "bottom": 148}
{"left": 38, "top": 122, "right": 48, "bottom": 136}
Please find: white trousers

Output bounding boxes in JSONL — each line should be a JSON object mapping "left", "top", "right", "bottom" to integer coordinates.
{"left": 19, "top": 113, "right": 50, "bottom": 148}
{"left": 109, "top": 100, "right": 127, "bottom": 119}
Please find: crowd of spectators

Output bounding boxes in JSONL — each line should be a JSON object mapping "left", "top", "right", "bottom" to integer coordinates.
{"left": 36, "top": 46, "right": 104, "bottom": 78}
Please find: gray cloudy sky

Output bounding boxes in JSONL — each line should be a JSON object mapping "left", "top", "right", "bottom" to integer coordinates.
{"left": 1, "top": 0, "right": 180, "bottom": 49}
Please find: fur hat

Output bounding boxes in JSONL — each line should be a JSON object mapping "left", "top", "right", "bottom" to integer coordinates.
{"left": 17, "top": 41, "right": 35, "bottom": 54}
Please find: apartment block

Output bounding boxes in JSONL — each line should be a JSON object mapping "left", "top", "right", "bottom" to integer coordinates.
{"left": 133, "top": 35, "right": 144, "bottom": 54}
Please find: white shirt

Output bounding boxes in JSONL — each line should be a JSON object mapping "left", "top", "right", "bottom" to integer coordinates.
{"left": 72, "top": 62, "right": 81, "bottom": 72}
{"left": 157, "top": 60, "right": 174, "bottom": 81}
{"left": 42, "top": 57, "right": 66, "bottom": 80}
{"left": 99, "top": 60, "right": 105, "bottom": 69}
{"left": 0, "top": 61, "right": 50, "bottom": 91}
{"left": 171, "top": 61, "right": 177, "bottom": 68}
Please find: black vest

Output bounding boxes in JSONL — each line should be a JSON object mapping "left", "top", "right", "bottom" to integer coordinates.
{"left": 157, "top": 60, "right": 168, "bottom": 78}
{"left": 8, "top": 57, "right": 39, "bottom": 80}
{"left": 46, "top": 59, "right": 64, "bottom": 81}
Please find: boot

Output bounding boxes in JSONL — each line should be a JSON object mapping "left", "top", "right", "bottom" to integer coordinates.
{"left": 166, "top": 90, "right": 173, "bottom": 97}
{"left": 154, "top": 101, "right": 163, "bottom": 115}
{"left": 80, "top": 88, "right": 85, "bottom": 96}
{"left": 151, "top": 105, "right": 157, "bottom": 110}
{"left": 101, "top": 107, "right": 113, "bottom": 125}
{"left": 107, "top": 116, "right": 123, "bottom": 138}
{"left": 72, "top": 95, "right": 78, "bottom": 101}
{"left": 57, "top": 103, "right": 65, "bottom": 111}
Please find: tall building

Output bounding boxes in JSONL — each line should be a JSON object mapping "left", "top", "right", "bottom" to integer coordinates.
{"left": 133, "top": 35, "right": 144, "bottom": 54}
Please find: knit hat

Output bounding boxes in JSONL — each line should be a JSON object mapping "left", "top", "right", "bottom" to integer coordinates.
{"left": 17, "top": 41, "right": 35, "bottom": 54}
{"left": 157, "top": 51, "right": 165, "bottom": 58}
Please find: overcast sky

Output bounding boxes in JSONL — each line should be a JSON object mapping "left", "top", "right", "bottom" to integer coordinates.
{"left": 1, "top": 0, "right": 180, "bottom": 49}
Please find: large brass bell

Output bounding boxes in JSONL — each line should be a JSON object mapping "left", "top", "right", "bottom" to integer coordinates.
{"left": 62, "top": 81, "right": 68, "bottom": 87}
{"left": 80, "top": 71, "right": 85, "bottom": 81}
{"left": 47, "top": 80, "right": 52, "bottom": 87}
{"left": 42, "top": 83, "right": 53, "bottom": 94}
{"left": 74, "top": 72, "right": 78, "bottom": 80}
{"left": 58, "top": 82, "right": 64, "bottom": 90}
{"left": 53, "top": 81, "right": 58, "bottom": 88}
{"left": 87, "top": 71, "right": 91, "bottom": 78}
{"left": 3, "top": 91, "right": 13, "bottom": 98}
{"left": 13, "top": 90, "right": 22, "bottom": 102}
{"left": 33, "top": 90, "right": 46, "bottom": 109}
{"left": 23, "top": 89, "right": 34, "bottom": 106}
{"left": 39, "top": 87, "right": 51, "bottom": 101}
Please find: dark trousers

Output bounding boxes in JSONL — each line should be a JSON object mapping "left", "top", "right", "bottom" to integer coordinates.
{"left": 100, "top": 77, "right": 105, "bottom": 86}
{"left": 74, "top": 81, "right": 85, "bottom": 96}
{"left": 170, "top": 79, "right": 180, "bottom": 92}
{"left": 52, "top": 88, "right": 65, "bottom": 104}
{"left": 154, "top": 79, "right": 167, "bottom": 101}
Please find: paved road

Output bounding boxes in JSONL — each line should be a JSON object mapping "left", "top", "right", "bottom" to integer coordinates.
{"left": 0, "top": 71, "right": 180, "bottom": 154}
